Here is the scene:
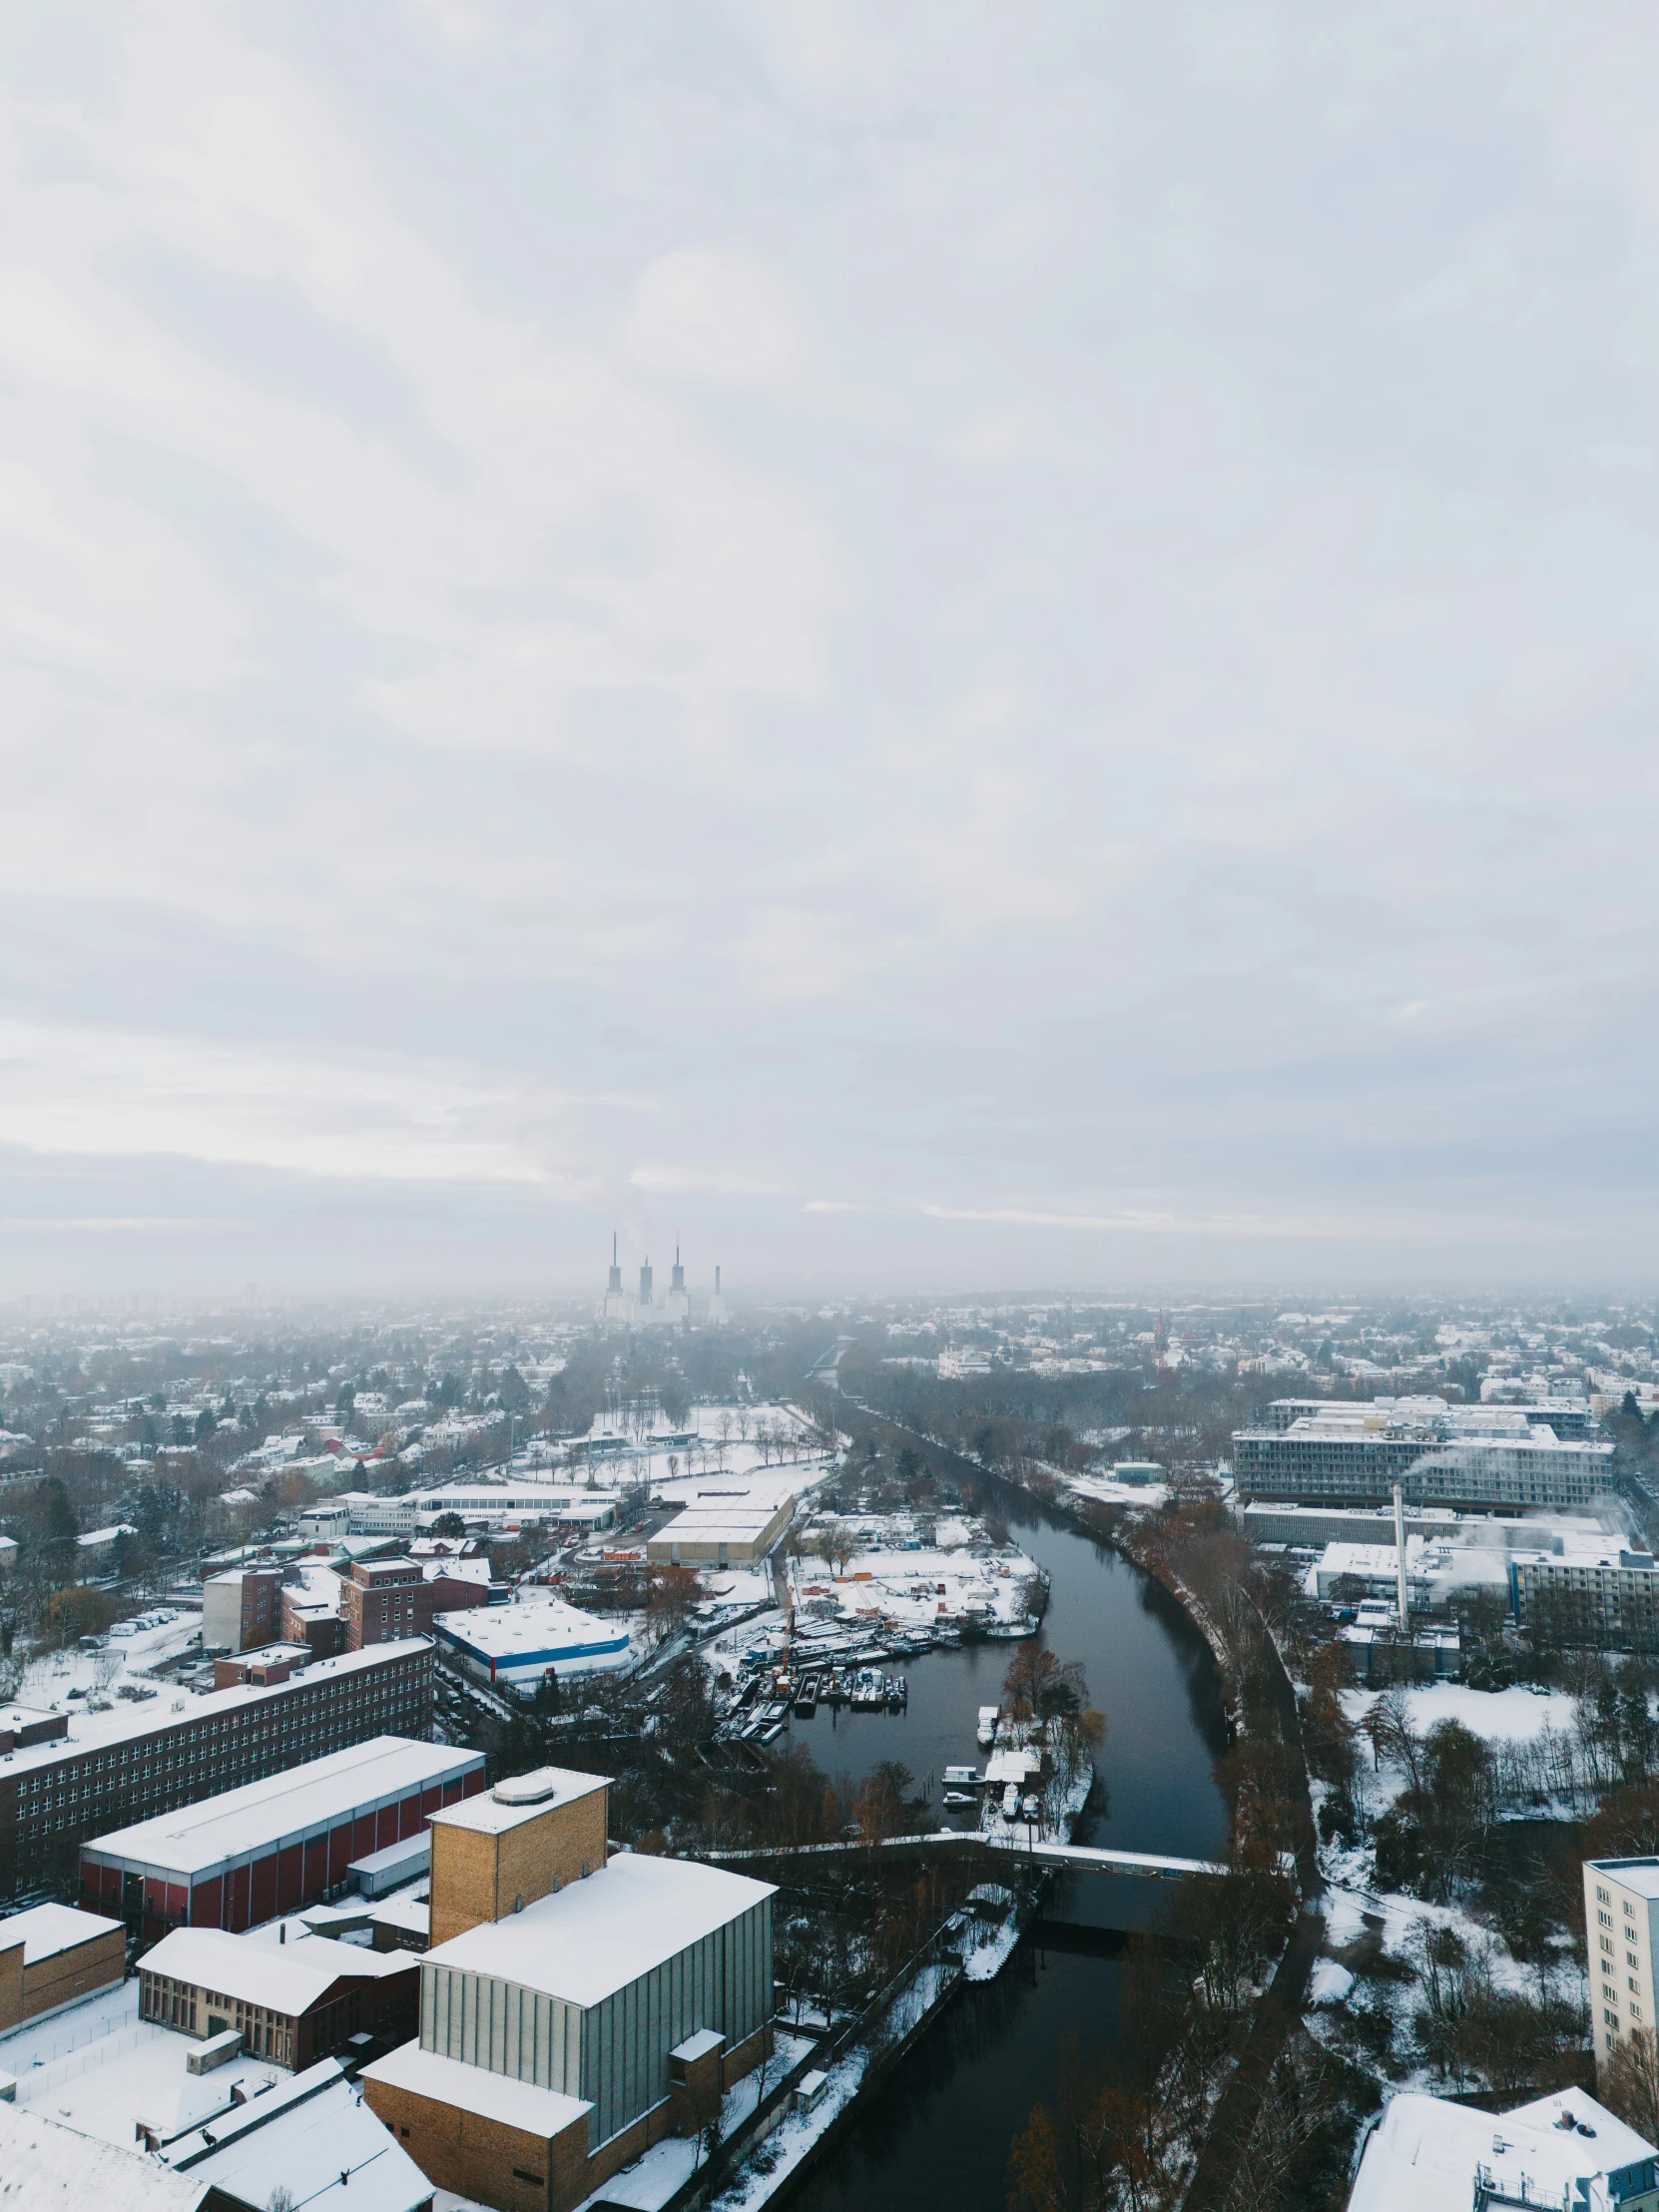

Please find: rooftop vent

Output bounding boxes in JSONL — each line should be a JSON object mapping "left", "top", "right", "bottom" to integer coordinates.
{"left": 493, "top": 1772, "right": 558, "bottom": 1806}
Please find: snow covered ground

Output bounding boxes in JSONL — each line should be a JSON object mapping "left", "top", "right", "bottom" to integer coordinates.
{"left": 788, "top": 1513, "right": 1041, "bottom": 1635}
{"left": 569, "top": 2032, "right": 818, "bottom": 2212}
{"left": 708, "top": 1968, "right": 955, "bottom": 2212}
{"left": 1342, "top": 1682, "right": 1580, "bottom": 1745}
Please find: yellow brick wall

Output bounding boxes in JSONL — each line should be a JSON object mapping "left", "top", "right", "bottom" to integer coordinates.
{"left": 0, "top": 1939, "right": 23, "bottom": 2034}
{"left": 429, "top": 1825, "right": 501, "bottom": 1948}
{"left": 494, "top": 1791, "right": 608, "bottom": 1919}
{"left": 365, "top": 2073, "right": 592, "bottom": 2212}
{"left": 21, "top": 1925, "right": 125, "bottom": 2022}
{"left": 430, "top": 1790, "right": 610, "bottom": 1945}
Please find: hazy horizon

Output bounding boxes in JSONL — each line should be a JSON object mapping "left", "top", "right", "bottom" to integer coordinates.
{"left": 4, "top": 4, "right": 1655, "bottom": 1298}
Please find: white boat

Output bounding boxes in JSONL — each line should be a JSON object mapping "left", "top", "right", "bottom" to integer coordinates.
{"left": 942, "top": 1790, "right": 976, "bottom": 1808}
{"left": 976, "top": 1706, "right": 999, "bottom": 1749}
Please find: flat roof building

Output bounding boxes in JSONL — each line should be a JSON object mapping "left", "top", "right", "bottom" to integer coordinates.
{"left": 432, "top": 1596, "right": 631, "bottom": 1691}
{"left": 1350, "top": 2085, "right": 1656, "bottom": 2212}
{"left": 1585, "top": 1857, "right": 1659, "bottom": 2081}
{"left": 82, "top": 1735, "right": 483, "bottom": 1939}
{"left": 1510, "top": 1547, "right": 1659, "bottom": 1652}
{"left": 2, "top": 1637, "right": 435, "bottom": 1903}
{"left": 0, "top": 1901, "right": 125, "bottom": 2033}
{"left": 646, "top": 1489, "right": 795, "bottom": 1567}
{"left": 1234, "top": 1400, "right": 1613, "bottom": 1510}
{"left": 363, "top": 1764, "right": 775, "bottom": 2212}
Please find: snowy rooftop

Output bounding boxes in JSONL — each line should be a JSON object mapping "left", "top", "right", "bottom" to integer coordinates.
{"left": 0, "top": 2104, "right": 207, "bottom": 2210}
{"left": 429, "top": 1765, "right": 606, "bottom": 1837}
{"left": 433, "top": 1596, "right": 629, "bottom": 1662}
{"left": 1351, "top": 2088, "right": 1655, "bottom": 2212}
{"left": 1591, "top": 1857, "right": 1659, "bottom": 1901}
{"left": 162, "top": 2057, "right": 431, "bottom": 2212}
{"left": 143, "top": 1926, "right": 413, "bottom": 2014}
{"left": 83, "top": 1737, "right": 481, "bottom": 1877}
{"left": 0, "top": 1901, "right": 121, "bottom": 1965}
{"left": 362, "top": 2040, "right": 590, "bottom": 2136}
{"left": 0, "top": 1638, "right": 432, "bottom": 1782}
{"left": 425, "top": 1850, "right": 775, "bottom": 2007}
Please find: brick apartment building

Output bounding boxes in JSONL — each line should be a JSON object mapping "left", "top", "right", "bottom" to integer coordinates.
{"left": 342, "top": 1558, "right": 492, "bottom": 1652}
{"left": 344, "top": 1558, "right": 429, "bottom": 1648}
{"left": 0, "top": 1638, "right": 434, "bottom": 1898}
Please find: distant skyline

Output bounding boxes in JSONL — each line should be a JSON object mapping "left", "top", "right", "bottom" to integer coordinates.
{"left": 4, "top": 4, "right": 1657, "bottom": 1297}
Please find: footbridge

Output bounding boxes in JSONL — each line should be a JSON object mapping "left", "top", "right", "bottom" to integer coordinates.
{"left": 686, "top": 1829, "right": 1226, "bottom": 1881}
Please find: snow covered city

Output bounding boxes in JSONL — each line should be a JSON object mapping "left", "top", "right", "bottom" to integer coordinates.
{"left": 3, "top": 8, "right": 1658, "bottom": 2212}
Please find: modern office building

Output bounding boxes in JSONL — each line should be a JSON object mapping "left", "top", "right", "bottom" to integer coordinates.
{"left": 1233, "top": 1399, "right": 1613, "bottom": 1509}
{"left": 81, "top": 1736, "right": 484, "bottom": 1939}
{"left": 362, "top": 1765, "right": 775, "bottom": 2212}
{"left": 1255, "top": 1394, "right": 1599, "bottom": 1439}
{"left": 0, "top": 1638, "right": 434, "bottom": 1899}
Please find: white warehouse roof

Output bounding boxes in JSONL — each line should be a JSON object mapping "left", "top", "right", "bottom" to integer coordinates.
{"left": 84, "top": 1737, "right": 482, "bottom": 1880}
{"left": 433, "top": 1596, "right": 630, "bottom": 1672}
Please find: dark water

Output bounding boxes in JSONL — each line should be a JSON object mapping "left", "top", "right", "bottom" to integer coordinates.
{"left": 780, "top": 1492, "right": 1230, "bottom": 2212}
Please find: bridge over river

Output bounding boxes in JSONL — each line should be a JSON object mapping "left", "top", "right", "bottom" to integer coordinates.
{"left": 691, "top": 1828, "right": 1227, "bottom": 1881}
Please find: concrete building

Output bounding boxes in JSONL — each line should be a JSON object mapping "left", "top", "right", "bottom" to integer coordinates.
{"left": 1585, "top": 1857, "right": 1659, "bottom": 2079}
{"left": 411, "top": 1483, "right": 617, "bottom": 1536}
{"left": 1510, "top": 1547, "right": 1659, "bottom": 1651}
{"left": 1237, "top": 1498, "right": 1611, "bottom": 1551}
{"left": 647, "top": 1489, "right": 795, "bottom": 1568}
{"left": 362, "top": 1765, "right": 775, "bottom": 2212}
{"left": 432, "top": 1596, "right": 631, "bottom": 1692}
{"left": 1349, "top": 2085, "right": 1657, "bottom": 2212}
{"left": 1259, "top": 1393, "right": 1598, "bottom": 1439}
{"left": 1233, "top": 1399, "right": 1613, "bottom": 1510}
{"left": 140, "top": 1926, "right": 418, "bottom": 2068}
{"left": 81, "top": 1737, "right": 484, "bottom": 1939}
{"left": 0, "top": 1638, "right": 434, "bottom": 1901}
{"left": 202, "top": 1563, "right": 284, "bottom": 1653}
{"left": 0, "top": 1901, "right": 125, "bottom": 2032}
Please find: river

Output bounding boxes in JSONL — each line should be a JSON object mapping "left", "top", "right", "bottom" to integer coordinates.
{"left": 775, "top": 1485, "right": 1231, "bottom": 2212}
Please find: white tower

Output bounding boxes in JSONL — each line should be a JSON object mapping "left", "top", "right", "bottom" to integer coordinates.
{"left": 708, "top": 1264, "right": 728, "bottom": 1329}
{"left": 602, "top": 1234, "right": 630, "bottom": 1329}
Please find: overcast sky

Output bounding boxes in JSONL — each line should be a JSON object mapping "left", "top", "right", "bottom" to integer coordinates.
{"left": 3, "top": 1, "right": 1657, "bottom": 1301}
